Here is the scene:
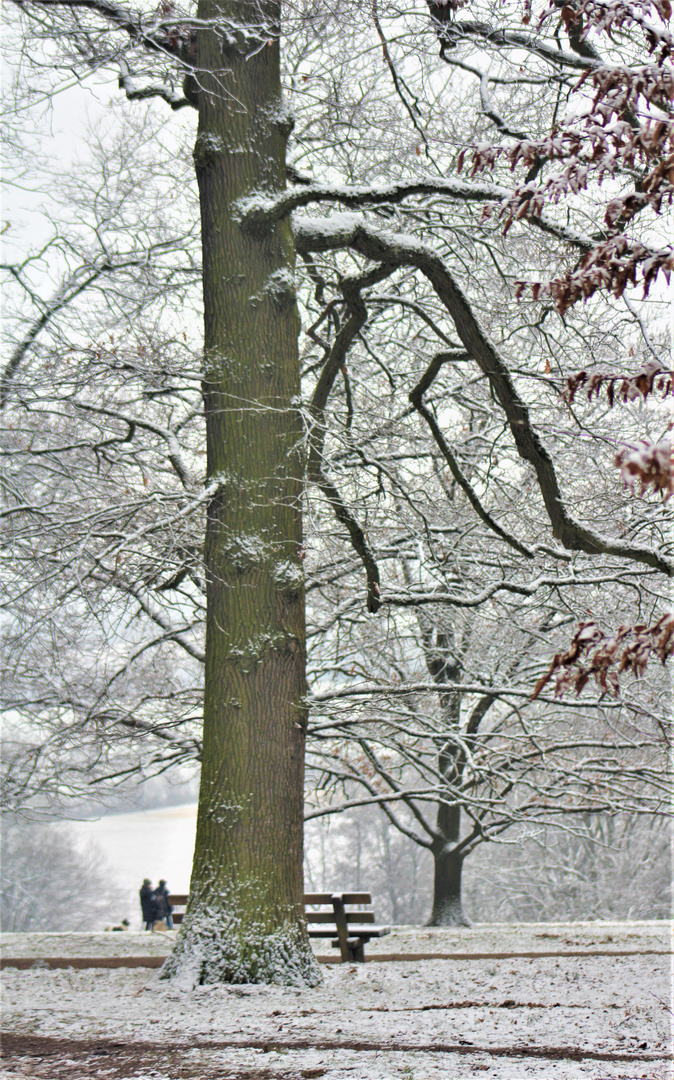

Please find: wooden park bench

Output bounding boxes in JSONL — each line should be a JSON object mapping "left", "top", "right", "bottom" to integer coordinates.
{"left": 166, "top": 894, "right": 188, "bottom": 923}
{"left": 168, "top": 891, "right": 389, "bottom": 963}
{"left": 304, "top": 891, "right": 390, "bottom": 962}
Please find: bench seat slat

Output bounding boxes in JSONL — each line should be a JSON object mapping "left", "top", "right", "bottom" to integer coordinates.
{"left": 307, "top": 925, "right": 390, "bottom": 939}
{"left": 334, "top": 928, "right": 390, "bottom": 944}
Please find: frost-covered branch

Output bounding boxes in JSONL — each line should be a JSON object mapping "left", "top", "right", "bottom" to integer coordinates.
{"left": 296, "top": 213, "right": 673, "bottom": 578}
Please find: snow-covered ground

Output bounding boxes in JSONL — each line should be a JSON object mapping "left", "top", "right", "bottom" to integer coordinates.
{"left": 2, "top": 923, "right": 671, "bottom": 1079}
{"left": 1, "top": 920, "right": 670, "bottom": 958}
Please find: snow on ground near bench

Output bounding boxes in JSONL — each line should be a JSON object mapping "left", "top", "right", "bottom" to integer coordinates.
{"left": 2, "top": 925, "right": 672, "bottom": 1079}
{"left": 1, "top": 919, "right": 670, "bottom": 957}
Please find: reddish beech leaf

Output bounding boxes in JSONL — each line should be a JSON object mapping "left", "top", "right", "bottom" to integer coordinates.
{"left": 616, "top": 435, "right": 673, "bottom": 501}
{"left": 465, "top": 0, "right": 674, "bottom": 309}
{"left": 532, "top": 615, "right": 674, "bottom": 700}
{"left": 565, "top": 361, "right": 673, "bottom": 406}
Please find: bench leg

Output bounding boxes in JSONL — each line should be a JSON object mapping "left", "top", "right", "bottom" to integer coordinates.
{"left": 336, "top": 942, "right": 355, "bottom": 962}
{"left": 331, "top": 895, "right": 353, "bottom": 963}
{"left": 352, "top": 942, "right": 365, "bottom": 963}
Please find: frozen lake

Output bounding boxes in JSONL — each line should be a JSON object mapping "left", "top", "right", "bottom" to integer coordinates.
{"left": 63, "top": 803, "right": 198, "bottom": 923}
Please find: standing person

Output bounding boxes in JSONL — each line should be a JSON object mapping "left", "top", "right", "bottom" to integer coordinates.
{"left": 139, "top": 879, "right": 155, "bottom": 931}
{"left": 154, "top": 879, "right": 174, "bottom": 930}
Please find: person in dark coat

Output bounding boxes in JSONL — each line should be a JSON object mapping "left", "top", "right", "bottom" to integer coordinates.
{"left": 153, "top": 879, "right": 174, "bottom": 929}
{"left": 139, "top": 879, "right": 155, "bottom": 930}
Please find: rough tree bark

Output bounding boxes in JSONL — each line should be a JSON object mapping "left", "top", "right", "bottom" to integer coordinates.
{"left": 161, "top": 0, "right": 319, "bottom": 985}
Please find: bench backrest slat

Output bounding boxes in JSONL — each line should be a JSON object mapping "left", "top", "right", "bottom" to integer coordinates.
{"left": 304, "top": 892, "right": 371, "bottom": 905}
{"left": 171, "top": 892, "right": 371, "bottom": 908}
{"left": 305, "top": 911, "right": 375, "bottom": 924}
{"left": 167, "top": 891, "right": 375, "bottom": 937}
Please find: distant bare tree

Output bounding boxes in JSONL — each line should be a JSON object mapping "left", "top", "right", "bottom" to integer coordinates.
{"left": 0, "top": 818, "right": 121, "bottom": 931}
{"left": 305, "top": 807, "right": 431, "bottom": 924}
{"left": 462, "top": 813, "right": 673, "bottom": 923}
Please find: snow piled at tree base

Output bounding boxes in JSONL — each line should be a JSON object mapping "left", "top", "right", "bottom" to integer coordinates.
{"left": 160, "top": 908, "right": 322, "bottom": 988}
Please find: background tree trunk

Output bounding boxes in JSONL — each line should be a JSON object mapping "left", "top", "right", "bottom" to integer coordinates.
{"left": 428, "top": 804, "right": 470, "bottom": 927}
{"left": 162, "top": 0, "right": 320, "bottom": 985}
{"left": 419, "top": 630, "right": 471, "bottom": 926}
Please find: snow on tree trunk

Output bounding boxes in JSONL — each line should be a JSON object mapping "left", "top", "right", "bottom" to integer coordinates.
{"left": 161, "top": 0, "right": 320, "bottom": 986}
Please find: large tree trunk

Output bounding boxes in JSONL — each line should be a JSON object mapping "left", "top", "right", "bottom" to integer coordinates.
{"left": 162, "top": 0, "right": 320, "bottom": 986}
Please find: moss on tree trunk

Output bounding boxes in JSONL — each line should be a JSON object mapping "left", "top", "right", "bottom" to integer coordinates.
{"left": 162, "top": 0, "right": 320, "bottom": 986}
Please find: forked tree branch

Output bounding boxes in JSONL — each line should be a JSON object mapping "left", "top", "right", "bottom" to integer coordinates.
{"left": 307, "top": 264, "right": 396, "bottom": 613}
{"left": 296, "top": 214, "right": 673, "bottom": 578}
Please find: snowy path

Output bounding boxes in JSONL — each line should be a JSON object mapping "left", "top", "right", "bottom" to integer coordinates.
{"left": 1, "top": 924, "right": 672, "bottom": 1079}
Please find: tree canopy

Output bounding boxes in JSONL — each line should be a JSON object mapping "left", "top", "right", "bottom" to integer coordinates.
{"left": 2, "top": 0, "right": 671, "bottom": 978}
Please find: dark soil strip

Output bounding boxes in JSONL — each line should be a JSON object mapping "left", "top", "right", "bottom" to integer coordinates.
{"left": 368, "top": 999, "right": 623, "bottom": 1011}
{"left": 0, "top": 956, "right": 166, "bottom": 970}
{"left": 360, "top": 950, "right": 671, "bottom": 963}
{"left": 2, "top": 949, "right": 670, "bottom": 970}
{"left": 1, "top": 1032, "right": 325, "bottom": 1080}
{"left": 2, "top": 1031, "right": 670, "bottom": 1066}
